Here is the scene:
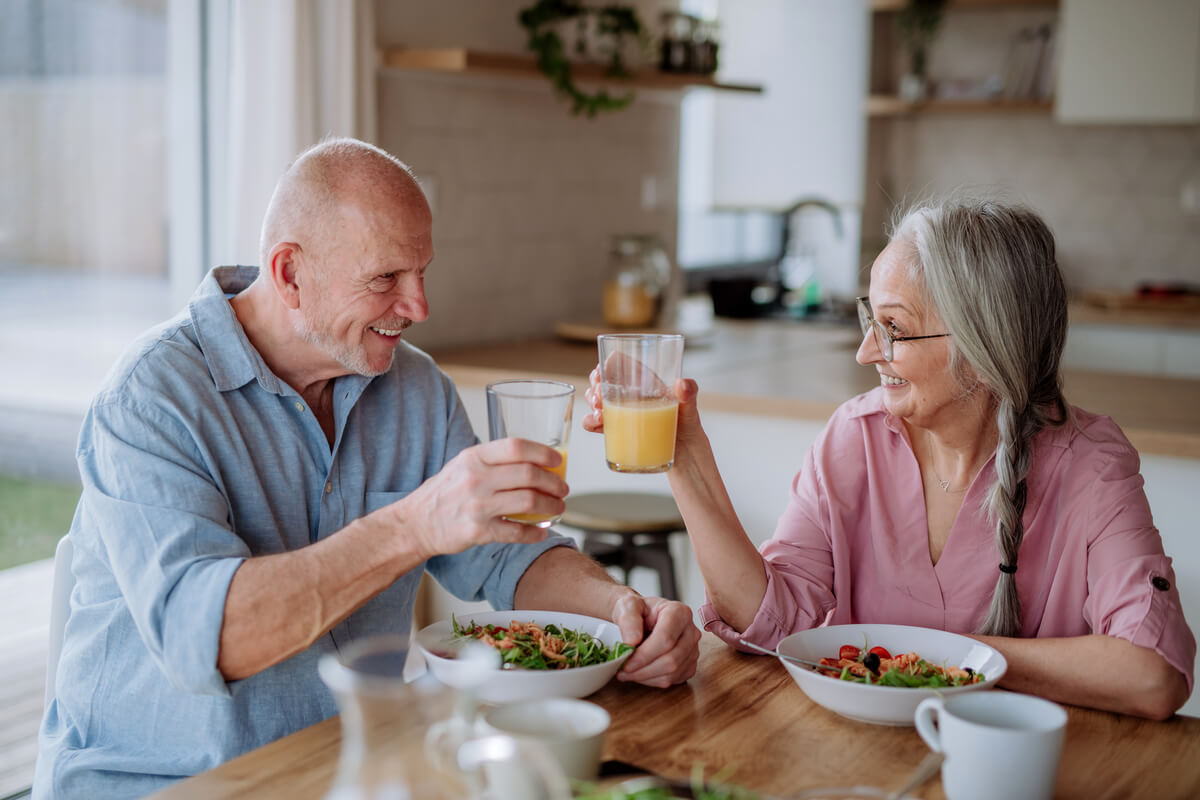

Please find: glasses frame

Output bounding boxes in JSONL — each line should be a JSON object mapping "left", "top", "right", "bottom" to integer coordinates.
{"left": 856, "top": 296, "right": 951, "bottom": 363}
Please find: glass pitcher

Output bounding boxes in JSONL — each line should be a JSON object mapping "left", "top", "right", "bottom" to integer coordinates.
{"left": 318, "top": 635, "right": 572, "bottom": 800}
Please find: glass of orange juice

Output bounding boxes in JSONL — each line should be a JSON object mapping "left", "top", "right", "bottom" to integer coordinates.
{"left": 485, "top": 380, "right": 574, "bottom": 527}
{"left": 597, "top": 334, "right": 684, "bottom": 473}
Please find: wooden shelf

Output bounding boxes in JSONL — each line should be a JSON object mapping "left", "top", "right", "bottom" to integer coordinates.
{"left": 871, "top": 0, "right": 1058, "bottom": 10}
{"left": 379, "top": 48, "right": 763, "bottom": 94}
{"left": 867, "top": 95, "right": 1053, "bottom": 115}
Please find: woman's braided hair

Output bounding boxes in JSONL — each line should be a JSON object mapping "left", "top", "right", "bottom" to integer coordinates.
{"left": 892, "top": 194, "right": 1070, "bottom": 637}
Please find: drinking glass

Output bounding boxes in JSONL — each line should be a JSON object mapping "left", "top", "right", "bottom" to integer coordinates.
{"left": 485, "top": 380, "right": 575, "bottom": 527}
{"left": 596, "top": 334, "right": 684, "bottom": 473}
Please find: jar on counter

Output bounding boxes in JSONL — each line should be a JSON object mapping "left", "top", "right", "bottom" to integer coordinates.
{"left": 603, "top": 234, "right": 673, "bottom": 328}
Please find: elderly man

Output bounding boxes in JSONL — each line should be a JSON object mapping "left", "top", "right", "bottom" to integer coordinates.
{"left": 35, "top": 138, "right": 700, "bottom": 798}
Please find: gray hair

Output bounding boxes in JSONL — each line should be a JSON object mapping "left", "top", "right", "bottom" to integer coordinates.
{"left": 891, "top": 194, "right": 1069, "bottom": 637}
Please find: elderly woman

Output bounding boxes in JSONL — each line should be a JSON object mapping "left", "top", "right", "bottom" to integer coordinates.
{"left": 585, "top": 196, "right": 1193, "bottom": 719}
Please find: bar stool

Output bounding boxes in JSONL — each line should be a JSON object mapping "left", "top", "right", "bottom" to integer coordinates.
{"left": 561, "top": 492, "right": 685, "bottom": 600}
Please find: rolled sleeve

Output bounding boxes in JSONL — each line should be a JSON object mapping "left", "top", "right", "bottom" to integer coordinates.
{"left": 426, "top": 535, "right": 577, "bottom": 611}
{"left": 1088, "top": 551, "right": 1195, "bottom": 694}
{"left": 1083, "top": 443, "right": 1196, "bottom": 693}
{"left": 79, "top": 397, "right": 250, "bottom": 696}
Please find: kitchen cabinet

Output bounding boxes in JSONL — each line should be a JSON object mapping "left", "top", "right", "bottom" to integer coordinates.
{"left": 1055, "top": 0, "right": 1200, "bottom": 123}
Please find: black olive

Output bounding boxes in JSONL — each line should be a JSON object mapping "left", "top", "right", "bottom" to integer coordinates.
{"left": 964, "top": 667, "right": 975, "bottom": 676}
{"left": 863, "top": 652, "right": 881, "bottom": 675}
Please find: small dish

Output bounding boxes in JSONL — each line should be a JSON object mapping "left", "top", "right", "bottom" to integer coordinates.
{"left": 775, "top": 623, "right": 1007, "bottom": 726}
{"left": 414, "top": 609, "right": 633, "bottom": 704}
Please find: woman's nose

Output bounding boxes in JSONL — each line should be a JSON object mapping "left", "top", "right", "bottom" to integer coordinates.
{"left": 855, "top": 328, "right": 880, "bottom": 366}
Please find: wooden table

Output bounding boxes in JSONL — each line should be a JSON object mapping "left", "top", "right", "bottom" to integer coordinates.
{"left": 150, "top": 635, "right": 1200, "bottom": 799}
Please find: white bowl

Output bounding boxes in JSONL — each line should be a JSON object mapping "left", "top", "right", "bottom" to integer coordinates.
{"left": 775, "top": 623, "right": 1008, "bottom": 726}
{"left": 414, "top": 609, "right": 633, "bottom": 704}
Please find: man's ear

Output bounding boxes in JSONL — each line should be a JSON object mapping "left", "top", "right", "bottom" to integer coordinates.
{"left": 266, "top": 242, "right": 303, "bottom": 310}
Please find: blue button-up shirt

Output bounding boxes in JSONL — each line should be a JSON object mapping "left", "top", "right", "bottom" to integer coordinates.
{"left": 35, "top": 266, "right": 571, "bottom": 798}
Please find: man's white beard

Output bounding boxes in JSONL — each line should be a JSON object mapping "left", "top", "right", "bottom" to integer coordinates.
{"left": 295, "top": 311, "right": 395, "bottom": 378}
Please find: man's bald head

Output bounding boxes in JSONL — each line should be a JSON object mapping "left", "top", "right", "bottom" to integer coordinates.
{"left": 259, "top": 138, "right": 427, "bottom": 269}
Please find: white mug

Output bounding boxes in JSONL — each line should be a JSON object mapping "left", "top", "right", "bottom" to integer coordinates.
{"left": 480, "top": 698, "right": 610, "bottom": 790}
{"left": 914, "top": 691, "right": 1067, "bottom": 800}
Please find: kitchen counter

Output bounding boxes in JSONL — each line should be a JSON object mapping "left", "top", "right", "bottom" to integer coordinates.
{"left": 431, "top": 318, "right": 1200, "bottom": 459}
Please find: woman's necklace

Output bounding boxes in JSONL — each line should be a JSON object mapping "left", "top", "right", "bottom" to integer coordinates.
{"left": 930, "top": 463, "right": 967, "bottom": 494}
{"left": 925, "top": 432, "right": 970, "bottom": 494}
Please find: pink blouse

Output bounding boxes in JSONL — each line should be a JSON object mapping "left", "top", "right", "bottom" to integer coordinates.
{"left": 699, "top": 388, "right": 1195, "bottom": 691}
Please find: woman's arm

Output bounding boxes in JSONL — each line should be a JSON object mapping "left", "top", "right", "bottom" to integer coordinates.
{"left": 975, "top": 633, "right": 1190, "bottom": 720}
{"left": 664, "top": 380, "right": 769, "bottom": 631}
{"left": 583, "top": 373, "right": 769, "bottom": 631}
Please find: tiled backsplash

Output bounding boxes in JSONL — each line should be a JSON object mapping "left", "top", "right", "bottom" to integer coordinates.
{"left": 378, "top": 71, "right": 680, "bottom": 351}
{"left": 876, "top": 116, "right": 1200, "bottom": 296}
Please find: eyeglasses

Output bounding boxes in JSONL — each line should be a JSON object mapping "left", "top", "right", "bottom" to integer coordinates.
{"left": 856, "top": 296, "right": 951, "bottom": 363}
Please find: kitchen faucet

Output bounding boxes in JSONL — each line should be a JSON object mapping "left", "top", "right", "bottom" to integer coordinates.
{"left": 773, "top": 196, "right": 844, "bottom": 314}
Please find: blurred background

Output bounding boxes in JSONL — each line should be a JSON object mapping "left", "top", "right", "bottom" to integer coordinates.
{"left": 1, "top": 1, "right": 1198, "bottom": 793}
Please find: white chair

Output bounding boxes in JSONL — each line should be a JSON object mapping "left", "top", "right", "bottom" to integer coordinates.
{"left": 45, "top": 534, "right": 74, "bottom": 710}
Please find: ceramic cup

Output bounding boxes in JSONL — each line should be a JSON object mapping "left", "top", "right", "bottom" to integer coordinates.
{"left": 914, "top": 691, "right": 1067, "bottom": 800}
{"left": 480, "top": 697, "right": 610, "bottom": 786}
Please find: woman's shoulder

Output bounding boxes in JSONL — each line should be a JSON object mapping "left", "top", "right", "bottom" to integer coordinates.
{"left": 1037, "top": 406, "right": 1142, "bottom": 485}
{"left": 1049, "top": 406, "right": 1138, "bottom": 458}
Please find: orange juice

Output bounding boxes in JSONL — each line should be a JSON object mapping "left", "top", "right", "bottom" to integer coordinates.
{"left": 505, "top": 447, "right": 567, "bottom": 526}
{"left": 603, "top": 399, "right": 679, "bottom": 472}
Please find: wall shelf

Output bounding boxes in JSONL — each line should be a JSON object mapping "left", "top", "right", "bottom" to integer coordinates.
{"left": 871, "top": 0, "right": 1058, "bottom": 10}
{"left": 379, "top": 48, "right": 763, "bottom": 94}
{"left": 867, "top": 95, "right": 1054, "bottom": 115}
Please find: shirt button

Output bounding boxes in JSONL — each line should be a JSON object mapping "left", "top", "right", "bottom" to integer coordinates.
{"left": 1152, "top": 576, "right": 1171, "bottom": 591}
{"left": 294, "top": 401, "right": 305, "bottom": 412}
{"left": 325, "top": 482, "right": 333, "bottom": 495}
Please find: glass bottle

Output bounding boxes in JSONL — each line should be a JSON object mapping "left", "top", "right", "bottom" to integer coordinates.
{"left": 603, "top": 234, "right": 673, "bottom": 328}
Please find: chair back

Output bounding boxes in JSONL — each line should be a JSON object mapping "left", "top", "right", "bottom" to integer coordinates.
{"left": 45, "top": 534, "right": 74, "bottom": 710}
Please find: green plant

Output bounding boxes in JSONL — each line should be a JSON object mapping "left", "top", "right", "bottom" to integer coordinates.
{"left": 897, "top": 0, "right": 947, "bottom": 78}
{"left": 518, "top": 0, "right": 644, "bottom": 117}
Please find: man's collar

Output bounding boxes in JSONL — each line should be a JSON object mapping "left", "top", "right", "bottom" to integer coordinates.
{"left": 189, "top": 266, "right": 292, "bottom": 395}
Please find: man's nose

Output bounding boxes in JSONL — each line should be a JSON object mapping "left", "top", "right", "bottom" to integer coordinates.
{"left": 395, "top": 284, "right": 429, "bottom": 323}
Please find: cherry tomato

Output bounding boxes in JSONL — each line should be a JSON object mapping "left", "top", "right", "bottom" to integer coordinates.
{"left": 868, "top": 645, "right": 892, "bottom": 660}
{"left": 838, "top": 645, "right": 860, "bottom": 661}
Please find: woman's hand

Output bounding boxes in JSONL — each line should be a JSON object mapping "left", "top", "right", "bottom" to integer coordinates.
{"left": 582, "top": 366, "right": 606, "bottom": 433}
{"left": 583, "top": 365, "right": 705, "bottom": 458}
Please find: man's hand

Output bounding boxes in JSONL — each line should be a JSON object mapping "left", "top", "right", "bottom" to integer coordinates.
{"left": 393, "top": 438, "right": 568, "bottom": 558}
{"left": 610, "top": 593, "right": 701, "bottom": 688}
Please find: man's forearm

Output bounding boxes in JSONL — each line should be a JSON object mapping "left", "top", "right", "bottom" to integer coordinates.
{"left": 217, "top": 511, "right": 425, "bottom": 680}
{"left": 513, "top": 546, "right": 635, "bottom": 618}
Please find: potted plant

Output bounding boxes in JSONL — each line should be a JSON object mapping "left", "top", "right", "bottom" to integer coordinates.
{"left": 896, "top": 0, "right": 946, "bottom": 101}
{"left": 518, "top": 0, "right": 645, "bottom": 117}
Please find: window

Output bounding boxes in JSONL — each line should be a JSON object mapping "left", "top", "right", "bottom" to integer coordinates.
{"left": 0, "top": 3, "right": 175, "bottom": 792}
